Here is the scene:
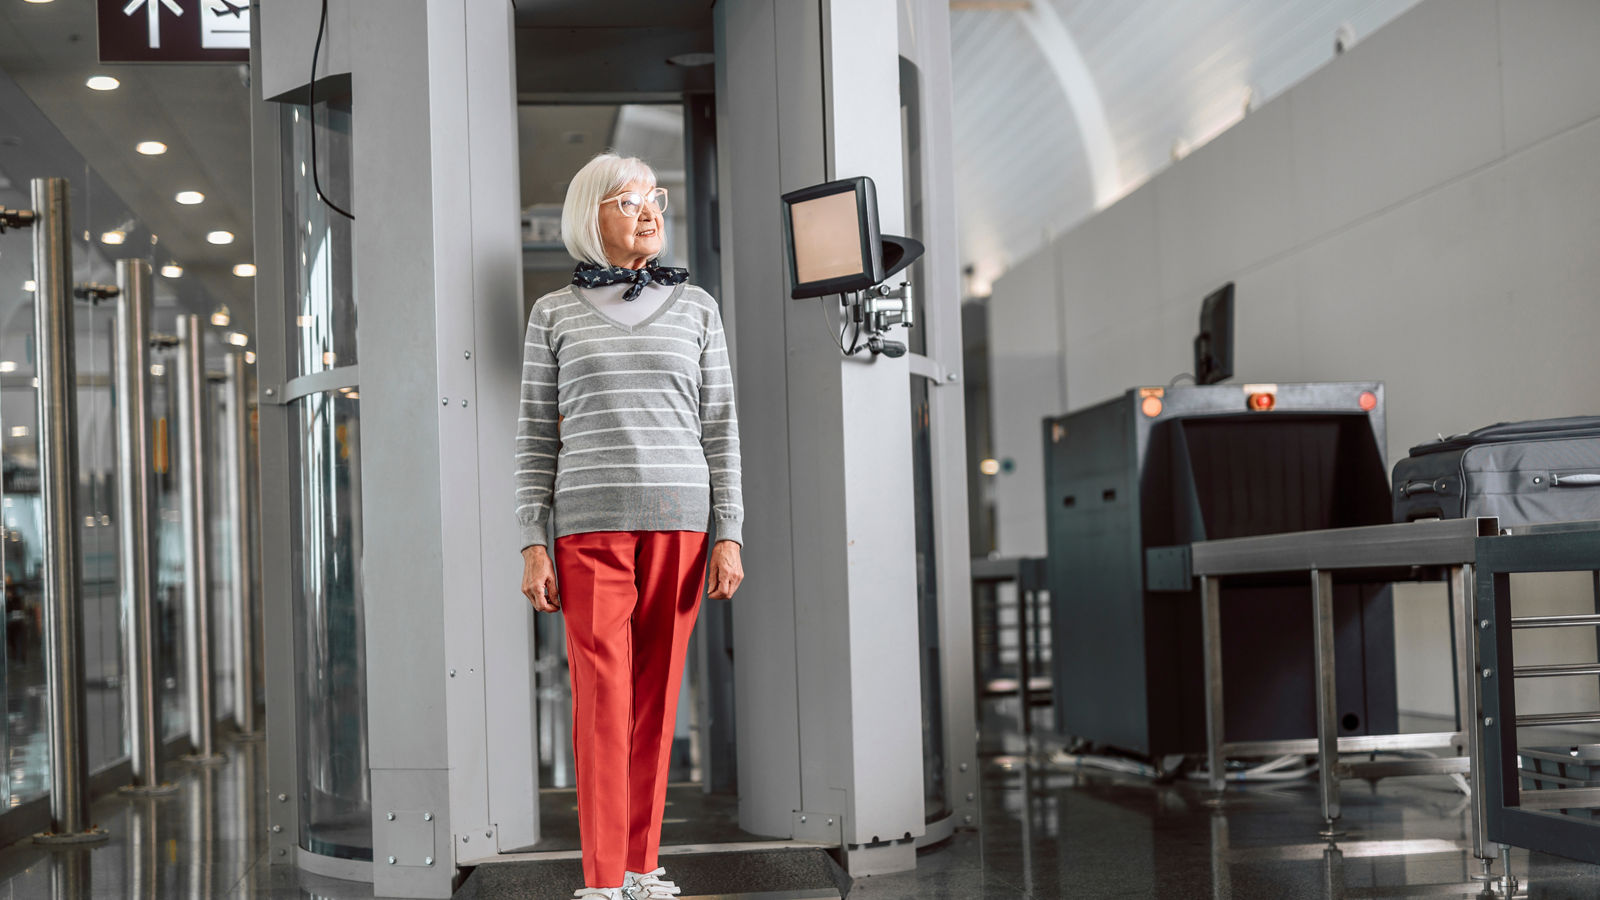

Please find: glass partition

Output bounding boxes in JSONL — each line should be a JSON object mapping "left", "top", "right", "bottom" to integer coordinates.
{"left": 291, "top": 392, "right": 368, "bottom": 859}
{"left": 284, "top": 101, "right": 356, "bottom": 379}
{"left": 150, "top": 362, "right": 190, "bottom": 742}
{"left": 207, "top": 377, "right": 236, "bottom": 725}
{"left": 76, "top": 297, "right": 127, "bottom": 772}
{"left": 283, "top": 95, "right": 368, "bottom": 861}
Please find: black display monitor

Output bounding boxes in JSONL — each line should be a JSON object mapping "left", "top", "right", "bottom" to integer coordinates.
{"left": 1194, "top": 282, "right": 1235, "bottom": 385}
{"left": 781, "top": 176, "right": 885, "bottom": 299}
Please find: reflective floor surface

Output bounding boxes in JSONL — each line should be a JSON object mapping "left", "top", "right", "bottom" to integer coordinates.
{"left": 0, "top": 704, "right": 1593, "bottom": 897}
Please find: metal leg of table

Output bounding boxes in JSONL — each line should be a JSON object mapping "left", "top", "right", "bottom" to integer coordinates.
{"left": 1017, "top": 586, "right": 1033, "bottom": 743}
{"left": 1450, "top": 563, "right": 1493, "bottom": 872}
{"left": 1201, "top": 576, "right": 1227, "bottom": 796}
{"left": 1322, "top": 843, "right": 1346, "bottom": 900}
{"left": 1209, "top": 811, "right": 1232, "bottom": 900}
{"left": 1311, "top": 569, "right": 1343, "bottom": 836}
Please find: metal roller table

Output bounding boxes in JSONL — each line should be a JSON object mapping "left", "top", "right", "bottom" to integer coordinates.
{"left": 1150, "top": 517, "right": 1501, "bottom": 872}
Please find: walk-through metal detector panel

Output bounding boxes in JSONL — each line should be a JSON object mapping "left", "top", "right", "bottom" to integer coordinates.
{"left": 1043, "top": 383, "right": 1398, "bottom": 758}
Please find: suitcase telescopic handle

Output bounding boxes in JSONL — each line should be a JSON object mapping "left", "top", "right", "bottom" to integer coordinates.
{"left": 1552, "top": 473, "right": 1600, "bottom": 487}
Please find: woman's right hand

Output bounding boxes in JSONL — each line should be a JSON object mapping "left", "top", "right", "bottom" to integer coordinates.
{"left": 522, "top": 545, "right": 560, "bottom": 613}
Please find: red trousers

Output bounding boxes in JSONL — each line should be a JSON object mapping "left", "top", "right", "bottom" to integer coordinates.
{"left": 555, "top": 530, "right": 708, "bottom": 889}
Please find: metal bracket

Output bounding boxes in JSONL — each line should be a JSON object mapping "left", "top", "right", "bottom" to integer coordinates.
{"left": 0, "top": 206, "right": 36, "bottom": 233}
{"left": 906, "top": 352, "right": 959, "bottom": 386}
{"left": 792, "top": 810, "right": 843, "bottom": 845}
{"left": 1144, "top": 545, "right": 1192, "bottom": 592}
{"left": 378, "top": 810, "right": 439, "bottom": 868}
{"left": 74, "top": 283, "right": 120, "bottom": 304}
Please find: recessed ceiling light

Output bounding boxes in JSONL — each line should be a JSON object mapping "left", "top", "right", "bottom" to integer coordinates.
{"left": 175, "top": 191, "right": 204, "bottom": 205}
{"left": 232, "top": 263, "right": 256, "bottom": 277}
{"left": 135, "top": 141, "right": 167, "bottom": 155}
{"left": 296, "top": 315, "right": 313, "bottom": 327}
{"left": 0, "top": 362, "right": 14, "bottom": 374}
{"left": 101, "top": 230, "right": 126, "bottom": 245}
{"left": 150, "top": 363, "right": 165, "bottom": 377}
{"left": 23, "top": 0, "right": 55, "bottom": 5}
{"left": 226, "top": 332, "right": 249, "bottom": 347}
{"left": 322, "top": 351, "right": 336, "bottom": 366}
{"left": 244, "top": 351, "right": 256, "bottom": 365}
{"left": 210, "top": 306, "right": 230, "bottom": 326}
{"left": 23, "top": 280, "right": 35, "bottom": 292}
{"left": 206, "top": 230, "right": 234, "bottom": 245}
{"left": 9, "top": 426, "right": 27, "bottom": 438}
{"left": 160, "top": 264, "right": 183, "bottom": 278}
{"left": 86, "top": 75, "right": 120, "bottom": 91}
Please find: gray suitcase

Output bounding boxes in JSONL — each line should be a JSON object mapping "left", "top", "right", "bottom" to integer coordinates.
{"left": 1392, "top": 416, "right": 1600, "bottom": 527}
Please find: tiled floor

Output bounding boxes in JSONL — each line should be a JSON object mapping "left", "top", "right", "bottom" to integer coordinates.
{"left": 0, "top": 709, "right": 1596, "bottom": 897}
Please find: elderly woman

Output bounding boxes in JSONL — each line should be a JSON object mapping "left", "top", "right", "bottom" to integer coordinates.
{"left": 516, "top": 153, "right": 745, "bottom": 900}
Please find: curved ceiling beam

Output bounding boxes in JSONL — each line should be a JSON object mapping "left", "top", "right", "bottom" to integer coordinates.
{"left": 1014, "top": 1, "right": 1122, "bottom": 208}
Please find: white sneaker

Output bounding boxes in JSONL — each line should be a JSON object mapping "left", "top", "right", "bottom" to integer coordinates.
{"left": 624, "top": 867, "right": 682, "bottom": 898}
{"left": 573, "top": 888, "right": 625, "bottom": 899}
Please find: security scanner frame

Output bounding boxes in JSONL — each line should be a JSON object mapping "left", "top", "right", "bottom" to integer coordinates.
{"left": 1474, "top": 522, "right": 1600, "bottom": 869}
{"left": 1044, "top": 381, "right": 1398, "bottom": 760}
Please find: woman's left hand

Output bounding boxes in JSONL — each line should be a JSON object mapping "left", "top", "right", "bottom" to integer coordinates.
{"left": 707, "top": 540, "right": 744, "bottom": 600}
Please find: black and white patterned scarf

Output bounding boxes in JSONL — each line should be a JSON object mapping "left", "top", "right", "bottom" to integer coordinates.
{"left": 571, "top": 259, "right": 690, "bottom": 301}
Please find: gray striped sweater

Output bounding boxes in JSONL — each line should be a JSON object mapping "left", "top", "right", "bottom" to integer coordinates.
{"left": 515, "top": 282, "right": 743, "bottom": 549}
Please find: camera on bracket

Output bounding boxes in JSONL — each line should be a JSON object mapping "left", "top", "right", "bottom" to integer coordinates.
{"left": 781, "top": 176, "right": 923, "bottom": 359}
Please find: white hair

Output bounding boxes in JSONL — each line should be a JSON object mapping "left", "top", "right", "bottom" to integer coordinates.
{"left": 560, "top": 152, "right": 658, "bottom": 267}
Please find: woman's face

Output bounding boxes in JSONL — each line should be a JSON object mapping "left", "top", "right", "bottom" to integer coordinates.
{"left": 598, "top": 179, "right": 664, "bottom": 268}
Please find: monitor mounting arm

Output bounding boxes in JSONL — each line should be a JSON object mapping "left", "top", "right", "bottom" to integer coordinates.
{"left": 843, "top": 279, "right": 915, "bottom": 358}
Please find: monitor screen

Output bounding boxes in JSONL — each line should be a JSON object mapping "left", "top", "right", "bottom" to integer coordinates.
{"left": 1195, "top": 282, "right": 1235, "bottom": 385}
{"left": 791, "top": 191, "right": 866, "bottom": 283}
{"left": 781, "top": 176, "right": 884, "bottom": 299}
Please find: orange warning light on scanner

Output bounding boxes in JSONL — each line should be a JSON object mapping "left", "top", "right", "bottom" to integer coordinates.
{"left": 1141, "top": 396, "right": 1164, "bottom": 418}
{"left": 1359, "top": 391, "right": 1378, "bottom": 411}
{"left": 1247, "top": 392, "right": 1276, "bottom": 411}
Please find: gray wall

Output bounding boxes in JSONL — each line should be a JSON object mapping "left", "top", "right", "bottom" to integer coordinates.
{"left": 988, "top": 0, "right": 1600, "bottom": 718}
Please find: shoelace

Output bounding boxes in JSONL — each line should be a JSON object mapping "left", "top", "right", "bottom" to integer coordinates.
{"left": 626, "top": 867, "right": 682, "bottom": 898}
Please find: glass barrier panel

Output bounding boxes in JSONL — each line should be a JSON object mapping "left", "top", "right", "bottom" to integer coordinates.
{"left": 150, "top": 362, "right": 189, "bottom": 742}
{"left": 291, "top": 392, "right": 369, "bottom": 860}
{"left": 283, "top": 101, "right": 356, "bottom": 380}
{"left": 77, "top": 296, "right": 127, "bottom": 771}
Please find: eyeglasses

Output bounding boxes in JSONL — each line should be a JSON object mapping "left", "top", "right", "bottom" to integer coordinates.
{"left": 600, "top": 187, "right": 669, "bottom": 217}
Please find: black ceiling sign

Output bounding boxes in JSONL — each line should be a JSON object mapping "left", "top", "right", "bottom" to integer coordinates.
{"left": 97, "top": 0, "right": 250, "bottom": 64}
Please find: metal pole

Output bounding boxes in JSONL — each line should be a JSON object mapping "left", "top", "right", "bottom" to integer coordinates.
{"left": 224, "top": 352, "right": 261, "bottom": 737}
{"left": 1016, "top": 581, "right": 1032, "bottom": 740}
{"left": 114, "top": 260, "right": 176, "bottom": 795}
{"left": 29, "top": 178, "right": 107, "bottom": 845}
{"left": 1200, "top": 576, "right": 1227, "bottom": 796}
{"left": 1451, "top": 564, "right": 1493, "bottom": 875}
{"left": 1311, "top": 569, "right": 1343, "bottom": 837}
{"left": 176, "top": 315, "right": 224, "bottom": 764}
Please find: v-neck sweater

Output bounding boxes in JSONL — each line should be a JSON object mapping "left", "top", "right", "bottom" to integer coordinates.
{"left": 575, "top": 281, "right": 673, "bottom": 325}
{"left": 515, "top": 282, "right": 743, "bottom": 549}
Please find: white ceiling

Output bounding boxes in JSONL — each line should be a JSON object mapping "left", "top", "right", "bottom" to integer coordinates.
{"left": 950, "top": 0, "right": 1422, "bottom": 294}
{"left": 0, "top": 0, "right": 1433, "bottom": 324}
